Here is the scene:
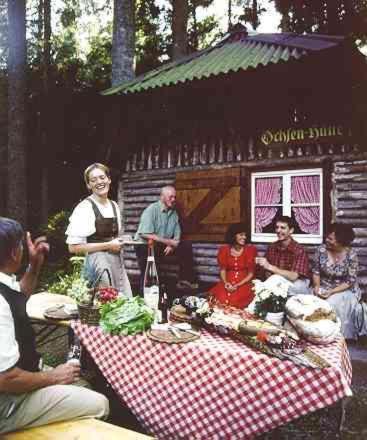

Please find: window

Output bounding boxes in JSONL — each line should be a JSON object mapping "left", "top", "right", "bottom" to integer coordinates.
{"left": 251, "top": 168, "right": 323, "bottom": 244}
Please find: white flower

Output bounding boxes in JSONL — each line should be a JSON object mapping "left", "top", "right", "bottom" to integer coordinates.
{"left": 259, "top": 289, "right": 271, "bottom": 300}
{"left": 67, "top": 277, "right": 90, "bottom": 304}
{"left": 196, "top": 300, "right": 210, "bottom": 316}
{"left": 252, "top": 279, "right": 264, "bottom": 293}
{"left": 272, "top": 286, "right": 288, "bottom": 299}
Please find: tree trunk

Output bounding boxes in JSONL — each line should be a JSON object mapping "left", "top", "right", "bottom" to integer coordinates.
{"left": 252, "top": 0, "right": 259, "bottom": 30}
{"left": 40, "top": 0, "right": 51, "bottom": 225}
{"left": 172, "top": 0, "right": 188, "bottom": 60}
{"left": 7, "top": 0, "right": 27, "bottom": 225}
{"left": 112, "top": 0, "right": 135, "bottom": 87}
{"left": 105, "top": 0, "right": 135, "bottom": 163}
{"left": 228, "top": 0, "right": 232, "bottom": 31}
{"left": 191, "top": 0, "right": 198, "bottom": 51}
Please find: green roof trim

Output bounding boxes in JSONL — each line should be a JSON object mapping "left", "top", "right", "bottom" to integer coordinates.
{"left": 102, "top": 31, "right": 345, "bottom": 96}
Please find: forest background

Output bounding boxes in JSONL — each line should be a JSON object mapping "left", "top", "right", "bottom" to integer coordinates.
{"left": 0, "top": 0, "right": 366, "bottom": 232}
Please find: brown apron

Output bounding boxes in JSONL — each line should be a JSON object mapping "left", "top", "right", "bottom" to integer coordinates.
{"left": 83, "top": 198, "right": 132, "bottom": 297}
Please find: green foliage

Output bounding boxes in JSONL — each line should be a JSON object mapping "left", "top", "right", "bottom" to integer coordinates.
{"left": 81, "top": 26, "right": 112, "bottom": 89}
{"left": 188, "top": 14, "right": 222, "bottom": 52}
{"left": 42, "top": 352, "right": 65, "bottom": 368}
{"left": 135, "top": 0, "right": 166, "bottom": 75}
{"left": 188, "top": 1, "right": 220, "bottom": 51}
{"left": 39, "top": 210, "right": 71, "bottom": 265}
{"left": 238, "top": 1, "right": 267, "bottom": 31}
{"left": 37, "top": 210, "right": 81, "bottom": 294}
{"left": 271, "top": 0, "right": 367, "bottom": 45}
{"left": 44, "top": 256, "right": 85, "bottom": 295}
{"left": 163, "top": 0, "right": 221, "bottom": 58}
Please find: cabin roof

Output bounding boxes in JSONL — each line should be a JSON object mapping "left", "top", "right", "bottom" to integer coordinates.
{"left": 102, "top": 28, "right": 349, "bottom": 96}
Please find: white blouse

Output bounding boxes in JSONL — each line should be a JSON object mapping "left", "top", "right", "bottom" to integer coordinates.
{"left": 0, "top": 272, "right": 20, "bottom": 372}
{"left": 65, "top": 198, "right": 122, "bottom": 245}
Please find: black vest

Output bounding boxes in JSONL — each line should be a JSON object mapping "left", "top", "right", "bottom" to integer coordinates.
{"left": 86, "top": 197, "right": 119, "bottom": 243}
{"left": 0, "top": 282, "right": 40, "bottom": 372}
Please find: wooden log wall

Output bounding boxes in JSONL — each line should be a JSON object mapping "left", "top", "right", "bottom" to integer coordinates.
{"left": 120, "top": 141, "right": 367, "bottom": 294}
{"left": 333, "top": 159, "right": 367, "bottom": 294}
{"left": 124, "top": 139, "right": 361, "bottom": 172}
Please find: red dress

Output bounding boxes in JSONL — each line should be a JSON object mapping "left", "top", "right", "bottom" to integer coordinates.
{"left": 209, "top": 244, "right": 257, "bottom": 309}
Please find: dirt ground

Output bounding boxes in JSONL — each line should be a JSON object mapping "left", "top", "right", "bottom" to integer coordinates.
{"left": 260, "top": 343, "right": 367, "bottom": 440}
{"left": 35, "top": 326, "right": 367, "bottom": 439}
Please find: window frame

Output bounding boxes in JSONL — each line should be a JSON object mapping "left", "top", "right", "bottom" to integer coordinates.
{"left": 251, "top": 167, "right": 324, "bottom": 244}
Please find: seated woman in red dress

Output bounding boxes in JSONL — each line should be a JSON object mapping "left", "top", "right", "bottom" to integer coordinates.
{"left": 209, "top": 223, "right": 257, "bottom": 309}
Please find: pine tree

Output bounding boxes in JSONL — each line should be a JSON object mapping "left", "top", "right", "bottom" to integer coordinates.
{"left": 7, "top": 0, "right": 27, "bottom": 225}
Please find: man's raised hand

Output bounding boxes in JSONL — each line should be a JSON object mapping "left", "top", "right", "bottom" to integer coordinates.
{"left": 26, "top": 232, "right": 50, "bottom": 268}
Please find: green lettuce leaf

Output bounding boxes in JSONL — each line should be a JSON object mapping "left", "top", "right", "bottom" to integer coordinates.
{"left": 99, "top": 296, "right": 154, "bottom": 336}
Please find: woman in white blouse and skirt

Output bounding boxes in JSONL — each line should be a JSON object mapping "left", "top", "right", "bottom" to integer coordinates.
{"left": 65, "top": 163, "right": 132, "bottom": 297}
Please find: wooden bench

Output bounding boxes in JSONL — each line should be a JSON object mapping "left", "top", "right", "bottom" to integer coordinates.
{"left": 2, "top": 418, "right": 154, "bottom": 439}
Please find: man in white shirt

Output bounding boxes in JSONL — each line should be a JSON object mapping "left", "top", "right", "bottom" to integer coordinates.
{"left": 0, "top": 217, "right": 109, "bottom": 434}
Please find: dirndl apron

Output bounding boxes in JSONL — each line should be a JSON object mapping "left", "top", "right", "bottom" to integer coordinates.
{"left": 83, "top": 198, "right": 132, "bottom": 298}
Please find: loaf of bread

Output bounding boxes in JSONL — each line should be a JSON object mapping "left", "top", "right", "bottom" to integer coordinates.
{"left": 285, "top": 295, "right": 341, "bottom": 344}
{"left": 286, "top": 295, "right": 335, "bottom": 321}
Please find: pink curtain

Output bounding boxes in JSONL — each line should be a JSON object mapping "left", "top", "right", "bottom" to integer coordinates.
{"left": 255, "top": 178, "right": 281, "bottom": 233}
{"left": 291, "top": 175, "right": 320, "bottom": 234}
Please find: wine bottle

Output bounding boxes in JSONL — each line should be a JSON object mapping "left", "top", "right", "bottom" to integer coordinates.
{"left": 66, "top": 336, "right": 81, "bottom": 366}
{"left": 143, "top": 239, "right": 160, "bottom": 319}
{"left": 159, "top": 283, "right": 169, "bottom": 324}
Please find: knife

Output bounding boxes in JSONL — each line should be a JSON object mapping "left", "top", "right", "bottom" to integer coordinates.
{"left": 169, "top": 326, "right": 182, "bottom": 338}
{"left": 172, "top": 326, "right": 200, "bottom": 337}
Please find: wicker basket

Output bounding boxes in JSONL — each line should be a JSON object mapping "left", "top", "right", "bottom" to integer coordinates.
{"left": 78, "top": 301, "right": 101, "bottom": 326}
{"left": 78, "top": 268, "right": 112, "bottom": 326}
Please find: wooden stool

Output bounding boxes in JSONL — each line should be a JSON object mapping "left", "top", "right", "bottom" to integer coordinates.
{"left": 2, "top": 418, "right": 154, "bottom": 439}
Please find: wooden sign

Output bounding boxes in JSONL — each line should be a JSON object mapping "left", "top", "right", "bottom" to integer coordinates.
{"left": 260, "top": 124, "right": 352, "bottom": 148}
{"left": 175, "top": 168, "right": 245, "bottom": 242}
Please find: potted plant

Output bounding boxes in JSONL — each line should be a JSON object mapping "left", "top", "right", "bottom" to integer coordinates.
{"left": 252, "top": 280, "right": 288, "bottom": 325}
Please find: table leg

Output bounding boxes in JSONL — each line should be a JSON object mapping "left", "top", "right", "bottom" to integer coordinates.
{"left": 32, "top": 321, "right": 69, "bottom": 347}
{"left": 338, "top": 398, "right": 346, "bottom": 432}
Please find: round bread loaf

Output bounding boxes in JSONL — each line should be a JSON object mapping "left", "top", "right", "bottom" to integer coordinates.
{"left": 286, "top": 295, "right": 341, "bottom": 344}
{"left": 286, "top": 295, "right": 334, "bottom": 321}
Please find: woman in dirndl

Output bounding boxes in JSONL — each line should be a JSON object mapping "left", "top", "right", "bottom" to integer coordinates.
{"left": 66, "top": 163, "right": 132, "bottom": 297}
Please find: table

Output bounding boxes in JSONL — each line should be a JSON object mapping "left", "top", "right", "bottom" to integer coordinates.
{"left": 71, "top": 322, "right": 352, "bottom": 439}
{"left": 27, "top": 292, "right": 76, "bottom": 327}
{"left": 27, "top": 292, "right": 76, "bottom": 346}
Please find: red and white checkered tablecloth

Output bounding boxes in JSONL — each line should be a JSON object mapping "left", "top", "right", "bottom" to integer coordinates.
{"left": 71, "top": 322, "right": 352, "bottom": 440}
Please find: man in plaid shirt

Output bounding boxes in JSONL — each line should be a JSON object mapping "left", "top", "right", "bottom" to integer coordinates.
{"left": 257, "top": 216, "right": 311, "bottom": 296}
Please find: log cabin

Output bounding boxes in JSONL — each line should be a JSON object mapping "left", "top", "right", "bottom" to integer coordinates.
{"left": 103, "top": 25, "right": 367, "bottom": 295}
